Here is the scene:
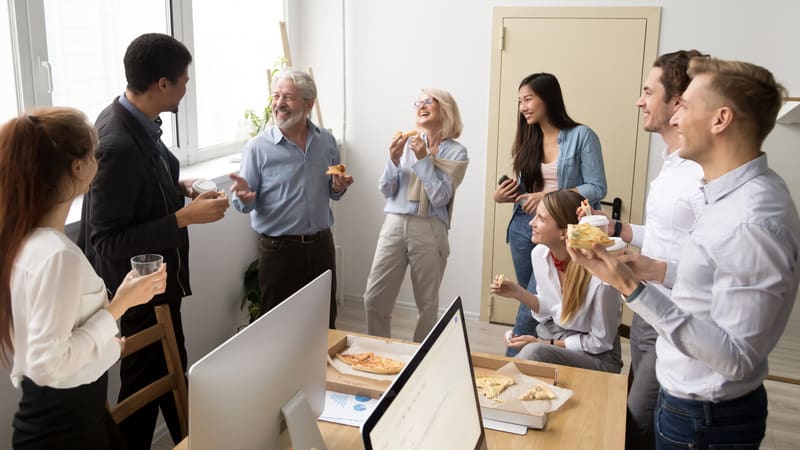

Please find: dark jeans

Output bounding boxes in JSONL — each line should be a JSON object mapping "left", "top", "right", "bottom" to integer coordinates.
{"left": 118, "top": 299, "right": 187, "bottom": 450}
{"left": 655, "top": 386, "right": 767, "bottom": 450}
{"left": 13, "top": 373, "right": 127, "bottom": 450}
{"left": 258, "top": 228, "right": 337, "bottom": 328}
{"left": 506, "top": 212, "right": 539, "bottom": 356}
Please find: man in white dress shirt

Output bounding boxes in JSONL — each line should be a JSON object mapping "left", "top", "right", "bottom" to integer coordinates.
{"left": 570, "top": 57, "right": 800, "bottom": 449}
{"left": 590, "top": 50, "right": 706, "bottom": 450}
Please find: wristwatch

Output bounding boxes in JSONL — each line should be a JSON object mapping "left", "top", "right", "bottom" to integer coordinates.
{"left": 624, "top": 281, "right": 646, "bottom": 303}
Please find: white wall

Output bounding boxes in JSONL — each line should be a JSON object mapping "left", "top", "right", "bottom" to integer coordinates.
{"left": 289, "top": 0, "right": 800, "bottom": 320}
{"left": 0, "top": 177, "right": 258, "bottom": 445}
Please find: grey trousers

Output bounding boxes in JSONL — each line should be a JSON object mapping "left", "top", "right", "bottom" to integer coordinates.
{"left": 364, "top": 214, "right": 450, "bottom": 342}
{"left": 625, "top": 313, "right": 659, "bottom": 450}
{"left": 516, "top": 319, "right": 623, "bottom": 374}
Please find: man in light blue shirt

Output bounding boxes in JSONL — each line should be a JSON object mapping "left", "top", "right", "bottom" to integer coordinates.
{"left": 230, "top": 69, "right": 353, "bottom": 328}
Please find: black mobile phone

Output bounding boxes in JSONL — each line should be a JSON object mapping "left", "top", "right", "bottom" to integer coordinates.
{"left": 498, "top": 174, "right": 511, "bottom": 185}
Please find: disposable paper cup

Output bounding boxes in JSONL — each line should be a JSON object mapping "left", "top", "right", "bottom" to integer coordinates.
{"left": 130, "top": 254, "right": 163, "bottom": 277}
{"left": 606, "top": 237, "right": 627, "bottom": 257}
{"left": 192, "top": 178, "right": 218, "bottom": 195}
{"left": 579, "top": 215, "right": 609, "bottom": 230}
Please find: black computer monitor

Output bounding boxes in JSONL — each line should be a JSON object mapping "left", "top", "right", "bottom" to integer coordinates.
{"left": 361, "top": 297, "right": 488, "bottom": 450}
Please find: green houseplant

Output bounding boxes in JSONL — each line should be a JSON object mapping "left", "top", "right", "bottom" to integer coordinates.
{"left": 239, "top": 259, "right": 262, "bottom": 324}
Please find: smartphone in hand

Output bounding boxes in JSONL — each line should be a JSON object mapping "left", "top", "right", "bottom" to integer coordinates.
{"left": 498, "top": 174, "right": 511, "bottom": 185}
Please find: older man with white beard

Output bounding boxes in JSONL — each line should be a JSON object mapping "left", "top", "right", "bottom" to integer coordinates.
{"left": 229, "top": 68, "right": 353, "bottom": 328}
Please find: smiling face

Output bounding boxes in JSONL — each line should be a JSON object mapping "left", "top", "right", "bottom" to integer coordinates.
{"left": 518, "top": 84, "right": 548, "bottom": 126}
{"left": 637, "top": 67, "right": 676, "bottom": 133}
{"left": 671, "top": 74, "right": 716, "bottom": 163}
{"left": 415, "top": 95, "right": 441, "bottom": 129}
{"left": 271, "top": 78, "right": 313, "bottom": 130}
{"left": 528, "top": 201, "right": 565, "bottom": 247}
{"left": 161, "top": 68, "right": 189, "bottom": 114}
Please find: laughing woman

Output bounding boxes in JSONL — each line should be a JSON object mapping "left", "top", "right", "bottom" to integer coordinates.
{"left": 364, "top": 88, "right": 469, "bottom": 342}
{"left": 491, "top": 189, "right": 622, "bottom": 373}
{"left": 0, "top": 108, "right": 166, "bottom": 450}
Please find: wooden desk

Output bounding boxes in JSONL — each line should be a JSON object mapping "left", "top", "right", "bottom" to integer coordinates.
{"left": 176, "top": 329, "right": 627, "bottom": 449}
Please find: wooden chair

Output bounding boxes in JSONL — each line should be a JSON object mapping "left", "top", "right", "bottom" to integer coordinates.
{"left": 110, "top": 304, "right": 189, "bottom": 439}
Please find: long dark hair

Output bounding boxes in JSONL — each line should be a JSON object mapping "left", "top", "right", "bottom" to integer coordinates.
{"left": 0, "top": 107, "right": 97, "bottom": 365}
{"left": 512, "top": 73, "right": 579, "bottom": 193}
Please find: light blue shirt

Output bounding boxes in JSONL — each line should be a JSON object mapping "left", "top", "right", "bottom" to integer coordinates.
{"left": 629, "top": 155, "right": 800, "bottom": 401}
{"left": 232, "top": 121, "right": 344, "bottom": 235}
{"left": 378, "top": 137, "right": 468, "bottom": 228}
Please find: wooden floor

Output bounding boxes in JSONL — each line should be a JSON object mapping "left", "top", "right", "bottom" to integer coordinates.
{"left": 155, "top": 299, "right": 800, "bottom": 450}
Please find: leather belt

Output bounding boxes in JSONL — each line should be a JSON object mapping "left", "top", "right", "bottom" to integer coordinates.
{"left": 262, "top": 229, "right": 327, "bottom": 244}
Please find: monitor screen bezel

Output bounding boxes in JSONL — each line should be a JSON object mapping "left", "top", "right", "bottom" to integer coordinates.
{"left": 360, "top": 296, "right": 487, "bottom": 450}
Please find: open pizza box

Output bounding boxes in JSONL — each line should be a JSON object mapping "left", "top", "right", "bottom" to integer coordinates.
{"left": 325, "top": 337, "right": 571, "bottom": 431}
{"left": 326, "top": 334, "right": 419, "bottom": 398}
{"left": 472, "top": 353, "right": 571, "bottom": 430}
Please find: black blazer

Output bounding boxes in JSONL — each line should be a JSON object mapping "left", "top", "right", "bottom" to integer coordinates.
{"left": 79, "top": 98, "right": 191, "bottom": 303}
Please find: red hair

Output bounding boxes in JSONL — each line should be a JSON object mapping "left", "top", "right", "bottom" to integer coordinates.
{"left": 0, "top": 107, "right": 96, "bottom": 365}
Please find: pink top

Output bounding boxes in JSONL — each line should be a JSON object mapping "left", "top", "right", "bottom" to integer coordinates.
{"left": 541, "top": 160, "right": 558, "bottom": 194}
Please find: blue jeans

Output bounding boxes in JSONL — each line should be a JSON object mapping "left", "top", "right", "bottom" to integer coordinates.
{"left": 506, "top": 211, "right": 539, "bottom": 356}
{"left": 655, "top": 386, "right": 767, "bottom": 450}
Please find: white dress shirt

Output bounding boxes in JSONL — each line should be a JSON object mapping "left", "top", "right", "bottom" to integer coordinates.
{"left": 628, "top": 155, "right": 800, "bottom": 401}
{"left": 11, "top": 228, "right": 120, "bottom": 389}
{"left": 530, "top": 245, "right": 622, "bottom": 354}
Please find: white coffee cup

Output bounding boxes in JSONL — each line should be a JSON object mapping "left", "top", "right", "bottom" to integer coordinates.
{"left": 606, "top": 237, "right": 627, "bottom": 257}
{"left": 579, "top": 215, "right": 609, "bottom": 230}
{"left": 192, "top": 178, "right": 218, "bottom": 195}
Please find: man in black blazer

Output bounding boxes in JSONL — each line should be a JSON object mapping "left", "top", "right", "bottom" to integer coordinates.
{"left": 79, "top": 33, "right": 228, "bottom": 449}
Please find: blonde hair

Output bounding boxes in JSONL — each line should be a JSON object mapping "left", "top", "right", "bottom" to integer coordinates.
{"left": 687, "top": 57, "right": 786, "bottom": 144}
{"left": 540, "top": 190, "right": 592, "bottom": 324}
{"left": 421, "top": 88, "right": 463, "bottom": 140}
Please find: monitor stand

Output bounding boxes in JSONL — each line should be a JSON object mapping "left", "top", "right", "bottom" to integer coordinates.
{"left": 280, "top": 390, "right": 327, "bottom": 450}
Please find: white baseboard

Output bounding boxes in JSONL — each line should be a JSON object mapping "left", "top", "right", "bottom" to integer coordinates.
{"left": 342, "top": 294, "right": 480, "bottom": 322}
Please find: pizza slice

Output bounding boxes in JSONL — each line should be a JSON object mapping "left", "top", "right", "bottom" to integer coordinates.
{"left": 567, "top": 223, "right": 614, "bottom": 249}
{"left": 325, "top": 164, "right": 347, "bottom": 176}
{"left": 351, "top": 354, "right": 405, "bottom": 375}
{"left": 580, "top": 199, "right": 592, "bottom": 217}
{"left": 475, "top": 374, "right": 515, "bottom": 403}
{"left": 336, "top": 351, "right": 374, "bottom": 366}
{"left": 519, "top": 384, "right": 557, "bottom": 401}
{"left": 392, "top": 130, "right": 419, "bottom": 139}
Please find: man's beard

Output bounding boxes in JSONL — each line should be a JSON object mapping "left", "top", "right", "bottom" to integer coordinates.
{"left": 274, "top": 108, "right": 305, "bottom": 129}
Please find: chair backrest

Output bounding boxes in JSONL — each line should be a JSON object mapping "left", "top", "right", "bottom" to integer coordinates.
{"left": 110, "top": 304, "right": 189, "bottom": 438}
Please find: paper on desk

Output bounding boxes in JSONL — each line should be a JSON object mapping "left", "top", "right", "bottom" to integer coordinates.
{"left": 478, "top": 361, "right": 573, "bottom": 417}
{"left": 327, "top": 335, "right": 418, "bottom": 381}
{"left": 318, "top": 390, "right": 379, "bottom": 427}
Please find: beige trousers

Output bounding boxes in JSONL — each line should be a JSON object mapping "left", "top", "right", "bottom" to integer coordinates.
{"left": 364, "top": 214, "right": 450, "bottom": 342}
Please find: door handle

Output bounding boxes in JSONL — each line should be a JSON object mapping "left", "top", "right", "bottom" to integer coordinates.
{"left": 600, "top": 197, "right": 622, "bottom": 220}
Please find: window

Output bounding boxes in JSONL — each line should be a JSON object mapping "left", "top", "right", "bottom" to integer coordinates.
{"left": 42, "top": 0, "right": 174, "bottom": 145}
{"left": 191, "top": 0, "right": 284, "bottom": 156}
{"left": 0, "top": 0, "right": 18, "bottom": 120}
{"left": 7, "top": 0, "right": 285, "bottom": 165}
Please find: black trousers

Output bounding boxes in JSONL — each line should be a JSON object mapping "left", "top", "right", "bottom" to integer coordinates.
{"left": 258, "top": 228, "right": 337, "bottom": 328}
{"left": 13, "top": 373, "right": 127, "bottom": 450}
{"left": 118, "top": 298, "right": 187, "bottom": 450}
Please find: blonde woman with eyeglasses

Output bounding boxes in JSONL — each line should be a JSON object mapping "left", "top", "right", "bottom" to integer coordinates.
{"left": 364, "top": 88, "right": 469, "bottom": 342}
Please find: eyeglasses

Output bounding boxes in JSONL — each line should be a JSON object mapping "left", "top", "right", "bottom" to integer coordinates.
{"left": 413, "top": 97, "right": 436, "bottom": 109}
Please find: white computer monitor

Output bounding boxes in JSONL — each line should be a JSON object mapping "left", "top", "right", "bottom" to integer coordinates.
{"left": 361, "top": 297, "right": 488, "bottom": 450}
{"left": 187, "top": 270, "right": 331, "bottom": 450}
